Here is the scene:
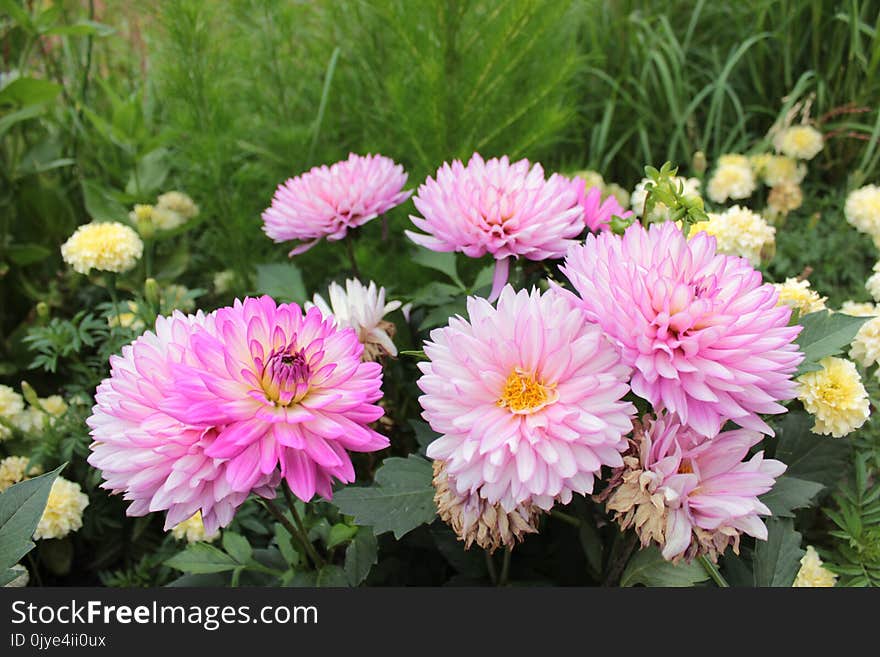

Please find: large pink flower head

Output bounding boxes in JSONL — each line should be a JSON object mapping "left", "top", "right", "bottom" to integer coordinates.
{"left": 420, "top": 286, "right": 635, "bottom": 512}
{"left": 87, "top": 297, "right": 388, "bottom": 534}
{"left": 606, "top": 413, "right": 785, "bottom": 562}
{"left": 406, "top": 153, "right": 583, "bottom": 301}
{"left": 560, "top": 221, "right": 803, "bottom": 438}
{"left": 569, "top": 176, "right": 633, "bottom": 232}
{"left": 262, "top": 153, "right": 411, "bottom": 255}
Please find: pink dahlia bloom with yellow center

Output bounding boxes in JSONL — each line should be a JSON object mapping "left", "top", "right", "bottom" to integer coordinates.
{"left": 560, "top": 221, "right": 803, "bottom": 438}
{"left": 569, "top": 175, "right": 632, "bottom": 232}
{"left": 262, "top": 153, "right": 411, "bottom": 256}
{"left": 606, "top": 413, "right": 785, "bottom": 562}
{"left": 420, "top": 286, "right": 635, "bottom": 512}
{"left": 406, "top": 153, "right": 583, "bottom": 301}
{"left": 87, "top": 297, "right": 388, "bottom": 534}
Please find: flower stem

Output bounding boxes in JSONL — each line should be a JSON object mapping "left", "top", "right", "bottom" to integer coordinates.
{"left": 499, "top": 547, "right": 512, "bottom": 586}
{"left": 484, "top": 550, "right": 497, "bottom": 585}
{"left": 282, "top": 483, "right": 326, "bottom": 568}
{"left": 344, "top": 236, "right": 361, "bottom": 278}
{"left": 698, "top": 554, "right": 729, "bottom": 588}
{"left": 263, "top": 498, "right": 323, "bottom": 569}
{"left": 550, "top": 509, "right": 582, "bottom": 528}
{"left": 106, "top": 274, "right": 121, "bottom": 337}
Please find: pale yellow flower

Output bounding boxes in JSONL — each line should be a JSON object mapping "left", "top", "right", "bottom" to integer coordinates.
{"left": 631, "top": 176, "right": 701, "bottom": 221}
{"left": 767, "top": 181, "right": 803, "bottom": 216}
{"left": 840, "top": 300, "right": 877, "bottom": 317}
{"left": 845, "top": 185, "right": 880, "bottom": 243}
{"left": 691, "top": 206, "right": 774, "bottom": 266}
{"left": 0, "top": 385, "right": 25, "bottom": 441}
{"left": 707, "top": 161, "right": 756, "bottom": 204}
{"left": 157, "top": 191, "right": 199, "bottom": 220}
{"left": 0, "top": 456, "right": 42, "bottom": 492}
{"left": 797, "top": 357, "right": 869, "bottom": 437}
{"left": 774, "top": 125, "right": 824, "bottom": 160}
{"left": 61, "top": 222, "right": 143, "bottom": 275}
{"left": 170, "top": 512, "right": 219, "bottom": 544}
{"left": 758, "top": 155, "right": 807, "bottom": 187}
{"left": 850, "top": 315, "right": 880, "bottom": 368}
{"left": 793, "top": 546, "right": 837, "bottom": 587}
{"left": 34, "top": 477, "right": 89, "bottom": 540}
{"left": 774, "top": 278, "right": 827, "bottom": 317}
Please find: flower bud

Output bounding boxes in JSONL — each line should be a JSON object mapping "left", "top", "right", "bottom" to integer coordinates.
{"left": 144, "top": 277, "right": 160, "bottom": 308}
{"left": 692, "top": 150, "right": 707, "bottom": 175}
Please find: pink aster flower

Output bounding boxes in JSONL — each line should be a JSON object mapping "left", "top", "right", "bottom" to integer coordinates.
{"left": 606, "top": 413, "right": 785, "bottom": 562}
{"left": 560, "top": 221, "right": 803, "bottom": 438}
{"left": 87, "top": 297, "right": 388, "bottom": 534}
{"left": 406, "top": 153, "right": 583, "bottom": 301}
{"left": 262, "top": 153, "right": 411, "bottom": 255}
{"left": 569, "top": 175, "right": 633, "bottom": 232}
{"left": 420, "top": 286, "right": 635, "bottom": 512}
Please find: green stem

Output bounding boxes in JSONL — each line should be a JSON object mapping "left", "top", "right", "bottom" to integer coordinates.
{"left": 282, "top": 483, "right": 326, "bottom": 568}
{"left": 145, "top": 240, "right": 154, "bottom": 279}
{"left": 263, "top": 498, "right": 320, "bottom": 569}
{"left": 484, "top": 550, "right": 497, "bottom": 585}
{"left": 698, "top": 554, "right": 729, "bottom": 588}
{"left": 498, "top": 547, "right": 512, "bottom": 586}
{"left": 344, "top": 236, "right": 361, "bottom": 278}
{"left": 550, "top": 510, "right": 582, "bottom": 528}
{"left": 106, "top": 274, "right": 121, "bottom": 337}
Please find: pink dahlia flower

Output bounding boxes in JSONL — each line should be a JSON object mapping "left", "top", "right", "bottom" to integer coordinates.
{"left": 560, "top": 221, "right": 803, "bottom": 438}
{"left": 569, "top": 175, "right": 633, "bottom": 232}
{"left": 262, "top": 153, "right": 411, "bottom": 255}
{"left": 606, "top": 413, "right": 785, "bottom": 562}
{"left": 406, "top": 153, "right": 583, "bottom": 301}
{"left": 420, "top": 286, "right": 635, "bottom": 512}
{"left": 87, "top": 297, "right": 388, "bottom": 534}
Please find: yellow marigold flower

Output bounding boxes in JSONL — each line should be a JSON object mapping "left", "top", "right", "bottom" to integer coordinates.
{"left": 34, "top": 477, "right": 89, "bottom": 540}
{"left": 691, "top": 206, "right": 774, "bottom": 266}
{"left": 707, "top": 161, "right": 756, "bottom": 204}
{"left": 774, "top": 277, "right": 827, "bottom": 317}
{"left": 571, "top": 169, "right": 605, "bottom": 192}
{"left": 845, "top": 185, "right": 880, "bottom": 243}
{"left": 129, "top": 204, "right": 154, "bottom": 223}
{"left": 793, "top": 546, "right": 837, "bottom": 587}
{"left": 0, "top": 384, "right": 25, "bottom": 441}
{"left": 40, "top": 395, "right": 68, "bottom": 418}
{"left": 61, "top": 222, "right": 143, "bottom": 275}
{"left": 604, "top": 182, "right": 630, "bottom": 209}
{"left": 0, "top": 456, "right": 42, "bottom": 492}
{"left": 718, "top": 153, "right": 750, "bottom": 168}
{"left": 850, "top": 315, "right": 880, "bottom": 368}
{"left": 157, "top": 191, "right": 200, "bottom": 220}
{"left": 767, "top": 181, "right": 803, "bottom": 216}
{"left": 170, "top": 512, "right": 219, "bottom": 544}
{"left": 149, "top": 206, "right": 185, "bottom": 231}
{"left": 762, "top": 155, "right": 807, "bottom": 187}
{"left": 866, "top": 271, "right": 880, "bottom": 303}
{"left": 797, "top": 357, "right": 869, "bottom": 438}
{"left": 774, "top": 125, "right": 824, "bottom": 160}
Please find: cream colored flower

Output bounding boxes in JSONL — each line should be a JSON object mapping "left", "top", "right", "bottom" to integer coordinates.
{"left": 707, "top": 160, "right": 756, "bottom": 204}
{"left": 774, "top": 125, "right": 824, "bottom": 160}
{"left": 850, "top": 315, "right": 880, "bottom": 368}
{"left": 571, "top": 169, "right": 605, "bottom": 192}
{"left": 61, "top": 222, "right": 143, "bottom": 275}
{"left": 793, "top": 546, "right": 837, "bottom": 587}
{"left": 170, "top": 512, "right": 219, "bottom": 543}
{"left": 755, "top": 154, "right": 807, "bottom": 187}
{"left": 840, "top": 300, "right": 877, "bottom": 317}
{"left": 213, "top": 270, "right": 236, "bottom": 294}
{"left": 34, "top": 477, "right": 89, "bottom": 540}
{"left": 774, "top": 278, "right": 827, "bottom": 317}
{"left": 604, "top": 182, "right": 630, "bottom": 209}
{"left": 691, "top": 206, "right": 774, "bottom": 266}
{"left": 0, "top": 456, "right": 42, "bottom": 492}
{"left": 866, "top": 272, "right": 880, "bottom": 303}
{"left": 432, "top": 459, "right": 540, "bottom": 553}
{"left": 797, "top": 357, "right": 869, "bottom": 437}
{"left": 0, "top": 385, "right": 25, "bottom": 441}
{"left": 162, "top": 284, "right": 196, "bottom": 312}
{"left": 845, "top": 185, "right": 880, "bottom": 242}
{"left": 157, "top": 191, "right": 199, "bottom": 220}
{"left": 767, "top": 181, "right": 803, "bottom": 216}
{"left": 631, "top": 176, "right": 701, "bottom": 221}
{"left": 128, "top": 204, "right": 154, "bottom": 224}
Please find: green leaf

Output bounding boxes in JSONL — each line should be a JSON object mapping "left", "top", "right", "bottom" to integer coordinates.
{"left": 222, "top": 532, "right": 252, "bottom": 564}
{"left": 0, "top": 0, "right": 34, "bottom": 32}
{"left": 45, "top": 20, "right": 115, "bottom": 37}
{"left": 411, "top": 250, "right": 464, "bottom": 288}
{"left": 0, "top": 104, "right": 45, "bottom": 139}
{"left": 126, "top": 148, "right": 170, "bottom": 196}
{"left": 315, "top": 564, "right": 349, "bottom": 587}
{"left": 0, "top": 77, "right": 61, "bottom": 107}
{"left": 82, "top": 180, "right": 128, "bottom": 223}
{"left": 326, "top": 523, "right": 358, "bottom": 549}
{"left": 774, "top": 410, "right": 850, "bottom": 487}
{"left": 254, "top": 262, "right": 307, "bottom": 304}
{"left": 274, "top": 523, "right": 300, "bottom": 568}
{"left": 620, "top": 545, "right": 709, "bottom": 587}
{"left": 0, "top": 465, "right": 65, "bottom": 581}
{"left": 344, "top": 529, "right": 378, "bottom": 586}
{"left": 165, "top": 543, "right": 239, "bottom": 574}
{"left": 332, "top": 455, "right": 437, "bottom": 538}
{"left": 760, "top": 476, "right": 824, "bottom": 518}
{"left": 7, "top": 243, "right": 51, "bottom": 266}
{"left": 795, "top": 311, "right": 869, "bottom": 375}
{"left": 752, "top": 517, "right": 804, "bottom": 587}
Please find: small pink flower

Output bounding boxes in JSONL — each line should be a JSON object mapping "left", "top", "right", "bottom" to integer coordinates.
{"left": 560, "top": 221, "right": 803, "bottom": 437}
{"left": 606, "top": 413, "right": 785, "bottom": 561}
{"left": 568, "top": 176, "right": 632, "bottom": 232}
{"left": 406, "top": 153, "right": 583, "bottom": 301}
{"left": 262, "top": 153, "right": 411, "bottom": 255}
{"left": 87, "top": 297, "right": 388, "bottom": 534}
{"left": 419, "top": 286, "right": 634, "bottom": 512}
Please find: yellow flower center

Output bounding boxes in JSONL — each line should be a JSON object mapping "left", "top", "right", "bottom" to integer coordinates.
{"left": 497, "top": 368, "right": 558, "bottom": 415}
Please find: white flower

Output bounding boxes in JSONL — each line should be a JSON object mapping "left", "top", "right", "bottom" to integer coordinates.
{"left": 308, "top": 279, "right": 402, "bottom": 361}
{"left": 793, "top": 546, "right": 837, "bottom": 587}
{"left": 0, "top": 385, "right": 25, "bottom": 441}
{"left": 850, "top": 315, "right": 880, "bottom": 368}
{"left": 774, "top": 278, "right": 827, "bottom": 316}
{"left": 34, "top": 477, "right": 89, "bottom": 540}
{"left": 774, "top": 125, "right": 824, "bottom": 160}
{"left": 867, "top": 271, "right": 880, "bottom": 302}
{"left": 691, "top": 206, "right": 774, "bottom": 266}
{"left": 796, "top": 357, "right": 869, "bottom": 438}
{"left": 707, "top": 159, "right": 756, "bottom": 204}
{"left": 60, "top": 222, "right": 143, "bottom": 275}
{"left": 171, "top": 512, "right": 219, "bottom": 543}
{"left": 845, "top": 185, "right": 880, "bottom": 243}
